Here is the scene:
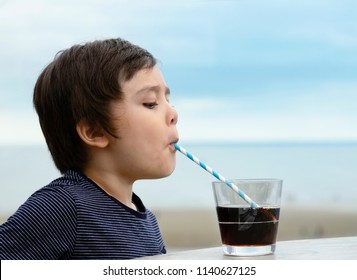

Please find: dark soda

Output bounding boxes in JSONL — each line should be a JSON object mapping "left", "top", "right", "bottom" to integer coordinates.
{"left": 216, "top": 206, "right": 280, "bottom": 246}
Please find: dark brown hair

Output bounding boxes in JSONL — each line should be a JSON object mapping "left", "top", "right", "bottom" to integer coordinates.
{"left": 33, "top": 38, "right": 157, "bottom": 173}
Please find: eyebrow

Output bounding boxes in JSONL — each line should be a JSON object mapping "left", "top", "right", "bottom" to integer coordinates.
{"left": 136, "top": 85, "right": 170, "bottom": 96}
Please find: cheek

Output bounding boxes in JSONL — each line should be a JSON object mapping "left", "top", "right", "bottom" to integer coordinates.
{"left": 131, "top": 128, "right": 157, "bottom": 147}
{"left": 136, "top": 123, "right": 162, "bottom": 143}
{"left": 121, "top": 110, "right": 164, "bottom": 149}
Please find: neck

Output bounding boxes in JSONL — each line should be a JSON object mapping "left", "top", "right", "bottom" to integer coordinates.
{"left": 83, "top": 166, "right": 135, "bottom": 210}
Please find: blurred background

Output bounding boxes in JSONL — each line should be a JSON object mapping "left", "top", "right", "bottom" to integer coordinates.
{"left": 1, "top": 0, "right": 356, "bottom": 251}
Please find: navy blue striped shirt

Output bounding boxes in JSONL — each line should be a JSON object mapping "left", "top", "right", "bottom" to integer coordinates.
{"left": 0, "top": 170, "right": 166, "bottom": 259}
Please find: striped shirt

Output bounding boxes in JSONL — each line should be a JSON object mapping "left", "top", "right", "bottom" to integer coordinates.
{"left": 0, "top": 170, "right": 166, "bottom": 259}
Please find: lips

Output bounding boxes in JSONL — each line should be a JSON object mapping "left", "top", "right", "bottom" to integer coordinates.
{"left": 169, "top": 138, "right": 179, "bottom": 151}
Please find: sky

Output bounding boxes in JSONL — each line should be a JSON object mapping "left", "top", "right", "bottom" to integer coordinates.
{"left": 0, "top": 0, "right": 356, "bottom": 144}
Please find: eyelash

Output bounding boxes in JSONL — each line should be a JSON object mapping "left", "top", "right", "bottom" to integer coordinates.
{"left": 143, "top": 102, "right": 158, "bottom": 109}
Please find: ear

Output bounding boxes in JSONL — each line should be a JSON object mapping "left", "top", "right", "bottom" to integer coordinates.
{"left": 76, "top": 120, "right": 109, "bottom": 148}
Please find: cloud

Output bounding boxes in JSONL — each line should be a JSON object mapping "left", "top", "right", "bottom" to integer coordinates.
{"left": 0, "top": 0, "right": 356, "bottom": 144}
{"left": 175, "top": 82, "right": 357, "bottom": 142}
{"left": 1, "top": 81, "right": 356, "bottom": 145}
{"left": 178, "top": 112, "right": 357, "bottom": 143}
{"left": 0, "top": 109, "right": 45, "bottom": 145}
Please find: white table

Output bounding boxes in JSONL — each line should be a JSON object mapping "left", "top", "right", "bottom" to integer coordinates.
{"left": 140, "top": 236, "right": 357, "bottom": 260}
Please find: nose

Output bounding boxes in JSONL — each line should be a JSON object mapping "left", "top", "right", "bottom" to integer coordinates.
{"left": 167, "top": 105, "right": 178, "bottom": 126}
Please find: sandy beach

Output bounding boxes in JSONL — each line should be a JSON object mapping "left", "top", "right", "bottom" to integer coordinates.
{"left": 2, "top": 205, "right": 357, "bottom": 252}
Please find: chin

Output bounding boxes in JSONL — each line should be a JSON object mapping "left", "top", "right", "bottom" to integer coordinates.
{"left": 151, "top": 163, "right": 176, "bottom": 179}
{"left": 164, "top": 166, "right": 176, "bottom": 177}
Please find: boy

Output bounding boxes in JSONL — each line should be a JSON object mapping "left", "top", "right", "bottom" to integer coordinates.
{"left": 0, "top": 38, "right": 179, "bottom": 259}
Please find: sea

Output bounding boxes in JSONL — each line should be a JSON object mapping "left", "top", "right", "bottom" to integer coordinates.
{"left": 1, "top": 142, "right": 357, "bottom": 216}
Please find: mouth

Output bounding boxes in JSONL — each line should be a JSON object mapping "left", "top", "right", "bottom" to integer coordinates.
{"left": 169, "top": 138, "right": 179, "bottom": 151}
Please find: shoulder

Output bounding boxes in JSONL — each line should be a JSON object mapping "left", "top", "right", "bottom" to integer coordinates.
{"left": 26, "top": 171, "right": 81, "bottom": 212}
{"left": 0, "top": 171, "right": 86, "bottom": 259}
{"left": 33, "top": 169, "right": 94, "bottom": 204}
{"left": 3, "top": 170, "right": 96, "bottom": 231}
{"left": 5, "top": 173, "right": 80, "bottom": 232}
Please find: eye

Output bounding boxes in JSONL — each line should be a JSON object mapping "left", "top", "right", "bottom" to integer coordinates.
{"left": 143, "top": 102, "right": 158, "bottom": 109}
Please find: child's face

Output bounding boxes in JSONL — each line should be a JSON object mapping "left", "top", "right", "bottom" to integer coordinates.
{"left": 108, "top": 66, "right": 179, "bottom": 181}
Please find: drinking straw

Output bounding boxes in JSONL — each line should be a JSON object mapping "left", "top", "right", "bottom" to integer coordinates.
{"left": 174, "top": 143, "right": 259, "bottom": 208}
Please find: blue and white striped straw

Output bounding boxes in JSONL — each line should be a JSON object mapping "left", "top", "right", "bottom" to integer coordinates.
{"left": 174, "top": 143, "right": 259, "bottom": 208}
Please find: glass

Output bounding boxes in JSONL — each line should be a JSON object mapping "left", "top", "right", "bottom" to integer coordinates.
{"left": 212, "top": 179, "right": 282, "bottom": 256}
